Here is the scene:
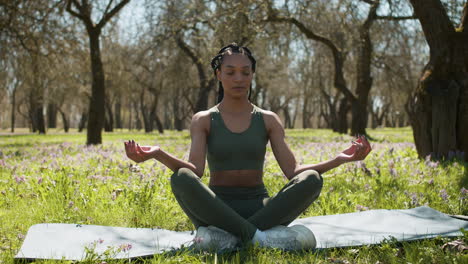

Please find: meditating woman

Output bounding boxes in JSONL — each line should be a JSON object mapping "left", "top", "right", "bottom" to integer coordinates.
{"left": 124, "top": 43, "right": 372, "bottom": 251}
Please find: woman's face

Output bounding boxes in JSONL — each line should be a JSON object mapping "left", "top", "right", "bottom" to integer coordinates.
{"left": 216, "top": 53, "right": 253, "bottom": 100}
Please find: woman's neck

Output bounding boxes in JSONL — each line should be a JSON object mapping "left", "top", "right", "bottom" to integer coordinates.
{"left": 218, "top": 98, "right": 252, "bottom": 114}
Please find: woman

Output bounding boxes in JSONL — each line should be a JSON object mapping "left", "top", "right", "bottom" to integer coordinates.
{"left": 124, "top": 43, "right": 372, "bottom": 251}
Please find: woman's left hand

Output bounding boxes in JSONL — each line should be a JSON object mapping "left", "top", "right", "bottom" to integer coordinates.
{"left": 336, "top": 135, "right": 372, "bottom": 163}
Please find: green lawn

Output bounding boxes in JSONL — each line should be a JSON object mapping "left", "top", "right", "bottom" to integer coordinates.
{"left": 0, "top": 128, "right": 466, "bottom": 263}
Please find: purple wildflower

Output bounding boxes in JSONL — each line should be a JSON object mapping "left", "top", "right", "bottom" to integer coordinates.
{"left": 356, "top": 205, "right": 369, "bottom": 211}
{"left": 424, "top": 155, "right": 439, "bottom": 168}
{"left": 389, "top": 168, "right": 398, "bottom": 178}
{"left": 37, "top": 177, "right": 43, "bottom": 184}
{"left": 460, "top": 187, "right": 467, "bottom": 201}
{"left": 119, "top": 243, "right": 132, "bottom": 252}
{"left": 461, "top": 187, "right": 467, "bottom": 195}
{"left": 375, "top": 167, "right": 381, "bottom": 176}
{"left": 439, "top": 189, "right": 449, "bottom": 201}
{"left": 0, "top": 160, "right": 6, "bottom": 167}
{"left": 14, "top": 175, "right": 26, "bottom": 184}
{"left": 428, "top": 178, "right": 434, "bottom": 185}
{"left": 410, "top": 193, "right": 419, "bottom": 206}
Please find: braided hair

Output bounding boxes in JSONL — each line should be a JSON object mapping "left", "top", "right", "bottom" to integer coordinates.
{"left": 210, "top": 43, "right": 257, "bottom": 103}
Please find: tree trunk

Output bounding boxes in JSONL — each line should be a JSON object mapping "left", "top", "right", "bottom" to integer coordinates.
{"left": 337, "top": 97, "right": 350, "bottom": 134}
{"left": 104, "top": 99, "right": 113, "bottom": 132}
{"left": 58, "top": 108, "right": 69, "bottom": 132}
{"left": 139, "top": 89, "right": 152, "bottom": 133}
{"left": 66, "top": 0, "right": 130, "bottom": 143}
{"left": 10, "top": 86, "right": 16, "bottom": 133}
{"left": 114, "top": 99, "right": 122, "bottom": 129}
{"left": 47, "top": 103, "right": 57, "bottom": 129}
{"left": 35, "top": 105, "right": 46, "bottom": 134}
{"left": 78, "top": 111, "right": 87, "bottom": 132}
{"left": 173, "top": 95, "right": 184, "bottom": 131}
{"left": 350, "top": 2, "right": 378, "bottom": 136}
{"left": 28, "top": 95, "right": 45, "bottom": 134}
{"left": 302, "top": 97, "right": 311, "bottom": 128}
{"left": 86, "top": 31, "right": 106, "bottom": 144}
{"left": 407, "top": 0, "right": 468, "bottom": 160}
{"left": 154, "top": 114, "right": 164, "bottom": 134}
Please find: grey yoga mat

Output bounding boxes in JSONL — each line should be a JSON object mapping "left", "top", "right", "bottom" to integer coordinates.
{"left": 15, "top": 206, "right": 468, "bottom": 261}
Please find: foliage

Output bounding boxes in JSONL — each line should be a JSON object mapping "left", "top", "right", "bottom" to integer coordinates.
{"left": 0, "top": 128, "right": 466, "bottom": 263}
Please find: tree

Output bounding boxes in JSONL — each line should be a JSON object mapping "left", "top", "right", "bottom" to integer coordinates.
{"left": 406, "top": 0, "right": 468, "bottom": 160}
{"left": 66, "top": 0, "right": 130, "bottom": 144}
{"left": 267, "top": 0, "right": 415, "bottom": 135}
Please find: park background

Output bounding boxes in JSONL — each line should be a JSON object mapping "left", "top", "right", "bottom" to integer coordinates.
{"left": 1, "top": 0, "right": 467, "bottom": 263}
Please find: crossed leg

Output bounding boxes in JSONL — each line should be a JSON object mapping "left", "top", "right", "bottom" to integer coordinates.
{"left": 170, "top": 168, "right": 323, "bottom": 243}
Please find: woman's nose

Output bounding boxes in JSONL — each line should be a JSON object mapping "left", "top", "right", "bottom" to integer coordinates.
{"left": 233, "top": 72, "right": 243, "bottom": 81}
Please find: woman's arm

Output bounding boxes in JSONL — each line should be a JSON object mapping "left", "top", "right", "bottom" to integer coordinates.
{"left": 265, "top": 112, "right": 371, "bottom": 180}
{"left": 124, "top": 111, "right": 209, "bottom": 178}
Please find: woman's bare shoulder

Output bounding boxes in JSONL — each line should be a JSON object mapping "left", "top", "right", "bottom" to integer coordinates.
{"left": 256, "top": 107, "right": 281, "bottom": 124}
{"left": 255, "top": 106, "right": 283, "bottom": 132}
{"left": 190, "top": 109, "right": 213, "bottom": 132}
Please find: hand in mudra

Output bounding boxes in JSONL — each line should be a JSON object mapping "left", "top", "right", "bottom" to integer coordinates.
{"left": 336, "top": 135, "right": 372, "bottom": 163}
{"left": 124, "top": 140, "right": 160, "bottom": 163}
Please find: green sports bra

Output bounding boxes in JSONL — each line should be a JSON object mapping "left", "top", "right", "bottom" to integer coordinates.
{"left": 207, "top": 104, "right": 268, "bottom": 171}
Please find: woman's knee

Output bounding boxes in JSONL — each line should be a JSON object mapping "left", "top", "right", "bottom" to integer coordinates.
{"left": 170, "top": 167, "right": 198, "bottom": 190}
{"left": 296, "top": 170, "right": 323, "bottom": 192}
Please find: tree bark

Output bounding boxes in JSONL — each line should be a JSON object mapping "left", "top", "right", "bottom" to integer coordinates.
{"left": 10, "top": 85, "right": 16, "bottom": 133}
{"left": 78, "top": 110, "right": 87, "bottom": 133}
{"left": 114, "top": 99, "right": 122, "bottom": 129}
{"left": 337, "top": 97, "right": 350, "bottom": 134}
{"left": 104, "top": 98, "right": 113, "bottom": 132}
{"left": 86, "top": 30, "right": 106, "bottom": 143}
{"left": 47, "top": 103, "right": 57, "bottom": 129}
{"left": 351, "top": 2, "right": 378, "bottom": 136}
{"left": 58, "top": 108, "right": 69, "bottom": 132}
{"left": 302, "top": 97, "right": 311, "bottom": 128}
{"left": 407, "top": 0, "right": 468, "bottom": 160}
{"left": 34, "top": 105, "right": 46, "bottom": 134}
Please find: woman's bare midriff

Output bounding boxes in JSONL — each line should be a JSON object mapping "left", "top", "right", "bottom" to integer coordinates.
{"left": 209, "top": 169, "right": 263, "bottom": 187}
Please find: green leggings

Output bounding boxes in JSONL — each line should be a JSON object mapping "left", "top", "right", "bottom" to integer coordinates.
{"left": 170, "top": 168, "right": 323, "bottom": 243}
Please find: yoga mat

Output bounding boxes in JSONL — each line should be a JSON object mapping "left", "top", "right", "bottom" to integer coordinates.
{"left": 15, "top": 206, "right": 468, "bottom": 261}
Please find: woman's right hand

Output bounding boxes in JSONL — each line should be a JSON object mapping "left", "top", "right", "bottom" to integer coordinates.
{"left": 124, "top": 140, "right": 160, "bottom": 163}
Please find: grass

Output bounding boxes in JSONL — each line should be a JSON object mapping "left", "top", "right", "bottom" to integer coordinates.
{"left": 0, "top": 127, "right": 467, "bottom": 263}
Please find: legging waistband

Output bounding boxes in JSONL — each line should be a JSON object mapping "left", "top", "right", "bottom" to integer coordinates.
{"left": 209, "top": 184, "right": 269, "bottom": 200}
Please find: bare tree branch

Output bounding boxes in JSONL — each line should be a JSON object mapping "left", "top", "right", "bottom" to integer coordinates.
{"left": 266, "top": 13, "right": 355, "bottom": 101}
{"left": 66, "top": 0, "right": 85, "bottom": 21}
{"left": 460, "top": 2, "right": 468, "bottom": 31}
{"left": 97, "top": 0, "right": 130, "bottom": 29}
{"left": 360, "top": 0, "right": 377, "bottom": 5}
{"left": 376, "top": 15, "right": 417, "bottom": 20}
{"left": 103, "top": 0, "right": 115, "bottom": 17}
